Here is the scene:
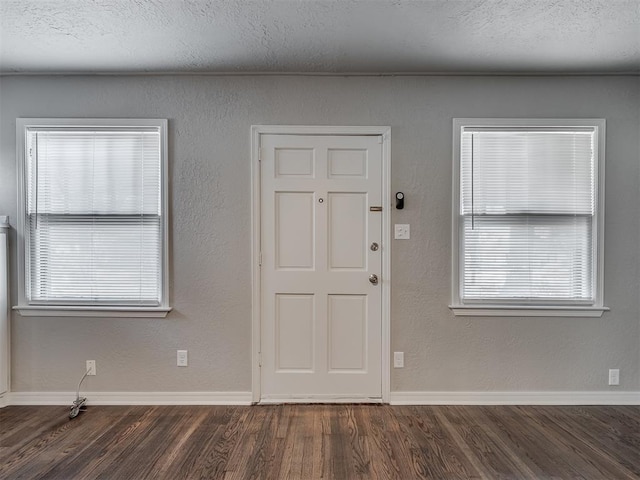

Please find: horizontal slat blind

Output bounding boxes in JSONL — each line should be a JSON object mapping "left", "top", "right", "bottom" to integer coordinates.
{"left": 461, "top": 130, "right": 594, "bottom": 215}
{"left": 462, "top": 216, "right": 592, "bottom": 301}
{"left": 459, "top": 127, "right": 596, "bottom": 303}
{"left": 25, "top": 128, "right": 162, "bottom": 305}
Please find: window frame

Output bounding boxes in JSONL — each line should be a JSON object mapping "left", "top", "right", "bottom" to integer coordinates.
{"left": 450, "top": 118, "right": 608, "bottom": 317}
{"left": 14, "top": 118, "right": 171, "bottom": 318}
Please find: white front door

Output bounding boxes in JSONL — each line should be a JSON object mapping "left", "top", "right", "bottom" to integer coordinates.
{"left": 260, "top": 134, "right": 383, "bottom": 401}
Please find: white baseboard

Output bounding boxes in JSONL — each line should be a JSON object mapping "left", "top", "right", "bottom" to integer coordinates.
{"left": 390, "top": 391, "right": 640, "bottom": 405}
{"left": 8, "top": 391, "right": 253, "bottom": 406}
{"left": 5, "top": 390, "right": 639, "bottom": 406}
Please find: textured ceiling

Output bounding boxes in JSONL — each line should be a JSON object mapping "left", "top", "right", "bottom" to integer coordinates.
{"left": 1, "top": 0, "right": 639, "bottom": 74}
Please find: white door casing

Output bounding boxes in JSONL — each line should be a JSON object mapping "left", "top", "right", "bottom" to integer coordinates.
{"left": 251, "top": 126, "right": 391, "bottom": 403}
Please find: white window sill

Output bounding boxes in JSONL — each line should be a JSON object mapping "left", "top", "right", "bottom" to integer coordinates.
{"left": 13, "top": 305, "right": 172, "bottom": 318}
{"left": 449, "top": 305, "right": 609, "bottom": 317}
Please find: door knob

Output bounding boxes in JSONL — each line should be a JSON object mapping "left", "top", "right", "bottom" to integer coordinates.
{"left": 369, "top": 274, "right": 379, "bottom": 285}
{"left": 370, "top": 242, "right": 379, "bottom": 251}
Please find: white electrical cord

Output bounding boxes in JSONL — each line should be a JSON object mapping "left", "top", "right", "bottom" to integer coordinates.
{"left": 69, "top": 368, "right": 91, "bottom": 419}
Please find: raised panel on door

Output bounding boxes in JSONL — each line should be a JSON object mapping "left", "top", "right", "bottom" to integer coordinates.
{"left": 328, "top": 192, "right": 367, "bottom": 270}
{"left": 327, "top": 149, "right": 368, "bottom": 178}
{"left": 328, "top": 294, "right": 367, "bottom": 372}
{"left": 276, "top": 294, "right": 315, "bottom": 372}
{"left": 275, "top": 148, "right": 315, "bottom": 178}
{"left": 275, "top": 192, "right": 315, "bottom": 270}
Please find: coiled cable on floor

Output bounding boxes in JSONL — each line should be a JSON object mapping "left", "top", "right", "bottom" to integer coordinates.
{"left": 69, "top": 368, "right": 90, "bottom": 419}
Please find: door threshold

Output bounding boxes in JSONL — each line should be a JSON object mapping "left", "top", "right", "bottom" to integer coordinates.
{"left": 259, "top": 396, "right": 384, "bottom": 405}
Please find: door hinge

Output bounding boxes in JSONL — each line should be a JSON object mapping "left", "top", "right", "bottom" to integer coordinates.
{"left": 258, "top": 352, "right": 262, "bottom": 367}
{"left": 259, "top": 252, "right": 263, "bottom": 266}
{"left": 378, "top": 135, "right": 383, "bottom": 144}
{"left": 259, "top": 147, "right": 265, "bottom": 162}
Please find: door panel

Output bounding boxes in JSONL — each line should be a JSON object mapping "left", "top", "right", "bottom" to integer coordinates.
{"left": 328, "top": 193, "right": 367, "bottom": 270}
{"left": 275, "top": 192, "right": 315, "bottom": 269}
{"left": 275, "top": 294, "right": 315, "bottom": 371}
{"left": 261, "top": 134, "right": 382, "bottom": 400}
{"left": 275, "top": 148, "right": 315, "bottom": 178}
{"left": 328, "top": 294, "right": 367, "bottom": 371}
{"left": 327, "top": 149, "right": 368, "bottom": 178}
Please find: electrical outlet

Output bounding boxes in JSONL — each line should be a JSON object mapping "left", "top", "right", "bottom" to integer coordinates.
{"left": 86, "top": 360, "right": 96, "bottom": 376}
{"left": 177, "top": 350, "right": 188, "bottom": 367}
{"left": 393, "top": 351, "right": 404, "bottom": 368}
{"left": 608, "top": 369, "right": 619, "bottom": 386}
{"left": 394, "top": 224, "right": 410, "bottom": 240}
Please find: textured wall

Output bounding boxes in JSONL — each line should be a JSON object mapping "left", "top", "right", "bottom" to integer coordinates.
{"left": 0, "top": 75, "right": 638, "bottom": 393}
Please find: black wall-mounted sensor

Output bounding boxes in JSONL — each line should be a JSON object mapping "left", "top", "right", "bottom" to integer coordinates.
{"left": 396, "top": 192, "right": 404, "bottom": 210}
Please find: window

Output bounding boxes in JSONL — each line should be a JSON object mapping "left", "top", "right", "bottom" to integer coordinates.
{"left": 451, "top": 119, "right": 607, "bottom": 317}
{"left": 15, "top": 119, "right": 170, "bottom": 317}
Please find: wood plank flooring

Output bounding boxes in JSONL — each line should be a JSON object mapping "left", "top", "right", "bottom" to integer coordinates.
{"left": 1, "top": 404, "right": 638, "bottom": 479}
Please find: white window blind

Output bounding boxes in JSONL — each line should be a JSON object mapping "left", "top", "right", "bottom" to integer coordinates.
{"left": 458, "top": 125, "right": 599, "bottom": 304}
{"left": 24, "top": 126, "right": 164, "bottom": 306}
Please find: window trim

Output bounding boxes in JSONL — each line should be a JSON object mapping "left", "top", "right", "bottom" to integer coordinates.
{"left": 14, "top": 118, "right": 171, "bottom": 318}
{"left": 450, "top": 118, "right": 607, "bottom": 317}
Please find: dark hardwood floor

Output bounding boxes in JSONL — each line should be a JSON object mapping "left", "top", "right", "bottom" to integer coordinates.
{"left": 1, "top": 404, "right": 638, "bottom": 479}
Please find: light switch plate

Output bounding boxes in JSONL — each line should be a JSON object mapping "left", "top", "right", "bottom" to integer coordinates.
{"left": 394, "top": 224, "right": 410, "bottom": 240}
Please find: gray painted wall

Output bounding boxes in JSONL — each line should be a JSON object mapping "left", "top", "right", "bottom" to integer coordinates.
{"left": 0, "top": 75, "right": 638, "bottom": 393}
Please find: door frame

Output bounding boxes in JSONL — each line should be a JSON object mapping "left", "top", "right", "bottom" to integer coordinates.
{"left": 251, "top": 125, "right": 392, "bottom": 404}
